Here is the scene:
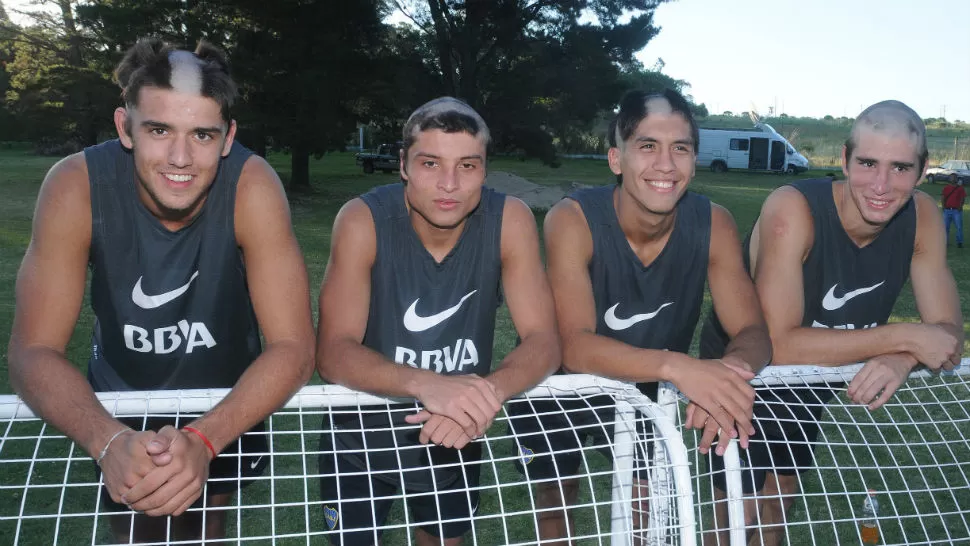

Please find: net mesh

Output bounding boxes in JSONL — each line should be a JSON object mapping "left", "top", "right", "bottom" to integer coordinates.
{"left": 669, "top": 361, "right": 970, "bottom": 546}
{"left": 0, "top": 376, "right": 690, "bottom": 545}
{"left": 3, "top": 361, "right": 968, "bottom": 545}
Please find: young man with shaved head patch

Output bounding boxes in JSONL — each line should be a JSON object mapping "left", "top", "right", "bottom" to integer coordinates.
{"left": 7, "top": 38, "right": 315, "bottom": 543}
{"left": 700, "top": 100, "right": 964, "bottom": 546}
{"left": 509, "top": 88, "right": 772, "bottom": 544}
{"left": 315, "top": 97, "right": 560, "bottom": 545}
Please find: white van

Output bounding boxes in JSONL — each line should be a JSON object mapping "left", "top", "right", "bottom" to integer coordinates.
{"left": 697, "top": 123, "right": 809, "bottom": 174}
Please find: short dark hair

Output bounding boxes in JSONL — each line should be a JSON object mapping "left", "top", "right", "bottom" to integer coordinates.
{"left": 113, "top": 37, "right": 237, "bottom": 127}
{"left": 609, "top": 88, "right": 699, "bottom": 149}
{"left": 608, "top": 88, "right": 699, "bottom": 184}
{"left": 401, "top": 97, "right": 490, "bottom": 163}
{"left": 844, "top": 100, "right": 928, "bottom": 173}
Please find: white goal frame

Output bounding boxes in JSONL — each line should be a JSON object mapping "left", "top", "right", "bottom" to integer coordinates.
{"left": 0, "top": 375, "right": 694, "bottom": 546}
{"left": 659, "top": 358, "right": 970, "bottom": 546}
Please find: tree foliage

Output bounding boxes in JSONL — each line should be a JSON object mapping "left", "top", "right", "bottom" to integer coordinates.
{"left": 388, "top": 0, "right": 671, "bottom": 163}
{"left": 0, "top": 0, "right": 702, "bottom": 182}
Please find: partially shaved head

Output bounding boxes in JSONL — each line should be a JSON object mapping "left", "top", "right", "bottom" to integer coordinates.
{"left": 846, "top": 100, "right": 928, "bottom": 172}
{"left": 113, "top": 37, "right": 237, "bottom": 127}
{"left": 401, "top": 97, "right": 490, "bottom": 162}
{"left": 607, "top": 88, "right": 699, "bottom": 185}
{"left": 609, "top": 88, "right": 699, "bottom": 151}
{"left": 167, "top": 50, "right": 204, "bottom": 96}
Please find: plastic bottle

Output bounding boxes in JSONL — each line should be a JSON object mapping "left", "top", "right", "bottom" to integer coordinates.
{"left": 860, "top": 489, "right": 879, "bottom": 544}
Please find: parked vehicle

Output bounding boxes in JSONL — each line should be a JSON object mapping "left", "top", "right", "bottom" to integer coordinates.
{"left": 355, "top": 142, "right": 402, "bottom": 174}
{"left": 696, "top": 123, "right": 809, "bottom": 174}
{"left": 925, "top": 160, "right": 970, "bottom": 184}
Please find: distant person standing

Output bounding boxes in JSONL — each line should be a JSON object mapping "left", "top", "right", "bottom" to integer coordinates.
{"left": 942, "top": 177, "right": 965, "bottom": 248}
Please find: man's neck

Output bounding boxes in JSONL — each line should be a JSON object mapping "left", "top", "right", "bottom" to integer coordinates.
{"left": 833, "top": 182, "right": 885, "bottom": 247}
{"left": 408, "top": 209, "right": 468, "bottom": 263}
{"left": 613, "top": 186, "right": 676, "bottom": 265}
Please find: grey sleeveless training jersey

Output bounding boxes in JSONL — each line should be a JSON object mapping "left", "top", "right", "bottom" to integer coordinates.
{"left": 699, "top": 177, "right": 916, "bottom": 439}
{"left": 85, "top": 140, "right": 262, "bottom": 391}
{"left": 569, "top": 185, "right": 711, "bottom": 399}
{"left": 330, "top": 183, "right": 505, "bottom": 488}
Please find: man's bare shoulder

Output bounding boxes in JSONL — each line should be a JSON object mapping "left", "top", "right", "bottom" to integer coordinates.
{"left": 544, "top": 197, "right": 588, "bottom": 234}
{"left": 34, "top": 152, "right": 92, "bottom": 230}
{"left": 44, "top": 152, "right": 90, "bottom": 198}
{"left": 760, "top": 185, "right": 814, "bottom": 239}
{"left": 236, "top": 154, "right": 285, "bottom": 199}
{"left": 501, "top": 195, "right": 536, "bottom": 228}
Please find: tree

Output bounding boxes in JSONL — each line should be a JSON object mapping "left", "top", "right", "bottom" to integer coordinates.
{"left": 389, "top": 0, "right": 671, "bottom": 163}
{"left": 0, "top": 2, "right": 20, "bottom": 140}
{"left": 3, "top": 0, "right": 117, "bottom": 148}
{"left": 227, "top": 0, "right": 386, "bottom": 187}
{"left": 351, "top": 22, "right": 443, "bottom": 148}
{"left": 76, "top": 0, "right": 388, "bottom": 187}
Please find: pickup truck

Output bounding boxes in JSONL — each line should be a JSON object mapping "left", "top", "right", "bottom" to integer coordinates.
{"left": 355, "top": 142, "right": 402, "bottom": 174}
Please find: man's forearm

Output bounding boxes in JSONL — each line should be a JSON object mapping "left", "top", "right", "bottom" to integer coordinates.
{"left": 561, "top": 330, "right": 684, "bottom": 383}
{"left": 318, "top": 338, "right": 447, "bottom": 401}
{"left": 188, "top": 340, "right": 313, "bottom": 453}
{"left": 10, "top": 346, "right": 128, "bottom": 458}
{"left": 485, "top": 331, "right": 560, "bottom": 402}
{"left": 771, "top": 323, "right": 912, "bottom": 366}
{"left": 723, "top": 324, "right": 772, "bottom": 374}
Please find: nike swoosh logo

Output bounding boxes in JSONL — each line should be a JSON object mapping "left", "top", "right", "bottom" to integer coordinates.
{"left": 131, "top": 271, "right": 200, "bottom": 310}
{"left": 821, "top": 281, "right": 884, "bottom": 311}
{"left": 250, "top": 456, "right": 262, "bottom": 470}
{"left": 604, "top": 302, "right": 673, "bottom": 331}
{"left": 403, "top": 290, "right": 477, "bottom": 332}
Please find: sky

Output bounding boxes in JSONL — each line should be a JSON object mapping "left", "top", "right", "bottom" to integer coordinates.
{"left": 5, "top": 0, "right": 969, "bottom": 122}
{"left": 635, "top": 0, "right": 970, "bottom": 121}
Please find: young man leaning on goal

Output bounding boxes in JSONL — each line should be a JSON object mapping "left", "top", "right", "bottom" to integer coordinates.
{"left": 700, "top": 100, "right": 964, "bottom": 546}
{"left": 315, "top": 97, "right": 560, "bottom": 546}
{"left": 508, "top": 88, "right": 772, "bottom": 545}
{"left": 7, "top": 38, "right": 315, "bottom": 543}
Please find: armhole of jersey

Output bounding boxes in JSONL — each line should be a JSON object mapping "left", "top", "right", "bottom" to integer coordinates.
{"left": 567, "top": 193, "right": 599, "bottom": 261}
{"left": 85, "top": 148, "right": 105, "bottom": 263}
{"left": 224, "top": 145, "right": 256, "bottom": 248}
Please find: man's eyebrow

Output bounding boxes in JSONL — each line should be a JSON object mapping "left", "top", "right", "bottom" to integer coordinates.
{"left": 413, "top": 152, "right": 484, "bottom": 161}
{"left": 140, "top": 120, "right": 224, "bottom": 134}
{"left": 634, "top": 136, "right": 693, "bottom": 146}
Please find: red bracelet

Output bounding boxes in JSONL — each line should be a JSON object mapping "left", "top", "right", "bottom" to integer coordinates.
{"left": 182, "top": 426, "right": 217, "bottom": 460}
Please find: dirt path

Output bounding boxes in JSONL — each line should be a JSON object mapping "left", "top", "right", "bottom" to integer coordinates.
{"left": 485, "top": 171, "right": 582, "bottom": 209}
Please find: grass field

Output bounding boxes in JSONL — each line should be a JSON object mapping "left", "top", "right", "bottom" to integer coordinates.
{"left": 0, "top": 148, "right": 968, "bottom": 545}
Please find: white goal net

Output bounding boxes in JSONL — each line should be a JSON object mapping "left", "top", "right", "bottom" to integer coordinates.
{"left": 3, "top": 360, "right": 969, "bottom": 546}
{"left": 0, "top": 375, "right": 691, "bottom": 546}
{"left": 670, "top": 359, "right": 970, "bottom": 546}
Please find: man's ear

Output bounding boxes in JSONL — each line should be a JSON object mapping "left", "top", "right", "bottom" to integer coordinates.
{"left": 115, "top": 107, "right": 133, "bottom": 149}
{"left": 607, "top": 146, "right": 623, "bottom": 176}
{"left": 221, "top": 120, "right": 237, "bottom": 157}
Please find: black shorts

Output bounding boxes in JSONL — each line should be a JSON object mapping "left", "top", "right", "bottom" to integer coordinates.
{"left": 506, "top": 396, "right": 655, "bottom": 482}
{"left": 96, "top": 416, "right": 268, "bottom": 512}
{"left": 318, "top": 435, "right": 483, "bottom": 545}
{"left": 708, "top": 430, "right": 820, "bottom": 494}
{"left": 709, "top": 390, "right": 830, "bottom": 494}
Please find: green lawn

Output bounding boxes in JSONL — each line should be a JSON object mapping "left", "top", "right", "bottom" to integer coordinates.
{"left": 0, "top": 148, "right": 968, "bottom": 545}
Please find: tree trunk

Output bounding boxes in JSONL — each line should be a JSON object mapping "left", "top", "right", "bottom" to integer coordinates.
{"left": 57, "top": 0, "right": 82, "bottom": 66}
{"left": 426, "top": 0, "right": 457, "bottom": 96}
{"left": 290, "top": 141, "right": 310, "bottom": 188}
